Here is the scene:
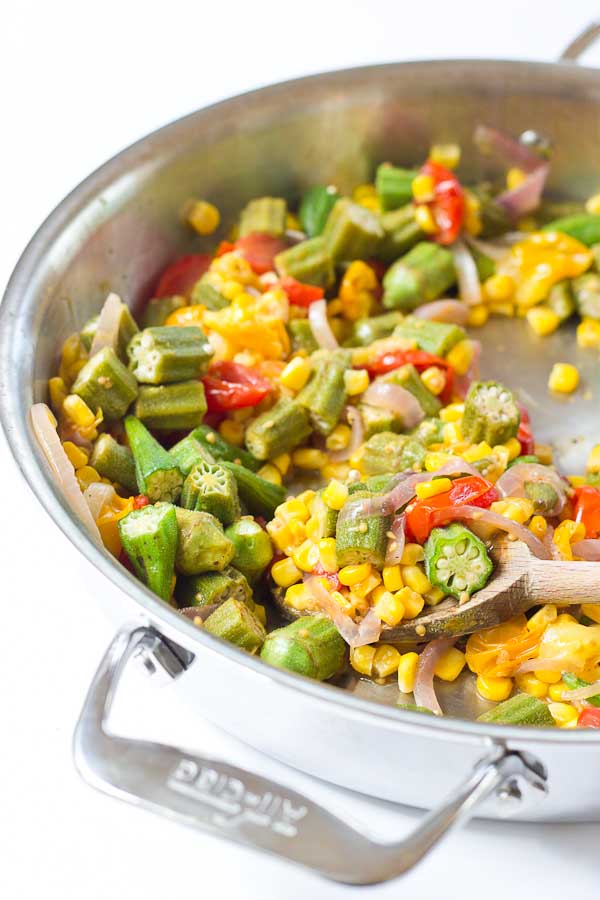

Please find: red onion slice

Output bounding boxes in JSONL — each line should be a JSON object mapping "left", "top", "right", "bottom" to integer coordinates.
{"left": 451, "top": 239, "right": 482, "bottom": 306}
{"left": 464, "top": 233, "right": 526, "bottom": 262}
{"left": 304, "top": 576, "right": 382, "bottom": 647}
{"left": 495, "top": 463, "right": 567, "bottom": 516}
{"left": 414, "top": 299, "right": 469, "bottom": 325}
{"left": 572, "top": 539, "right": 600, "bottom": 562}
{"left": 362, "top": 381, "right": 425, "bottom": 429}
{"left": 385, "top": 514, "right": 406, "bottom": 565}
{"left": 474, "top": 125, "right": 544, "bottom": 172}
{"left": 495, "top": 164, "right": 550, "bottom": 222}
{"left": 428, "top": 504, "right": 551, "bottom": 558}
{"left": 413, "top": 638, "right": 456, "bottom": 715}
{"left": 562, "top": 680, "right": 600, "bottom": 702}
{"left": 89, "top": 292, "right": 123, "bottom": 356}
{"left": 308, "top": 299, "right": 338, "bottom": 350}
{"left": 329, "top": 406, "right": 364, "bottom": 463}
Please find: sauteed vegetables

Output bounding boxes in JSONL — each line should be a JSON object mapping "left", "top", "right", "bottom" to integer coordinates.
{"left": 34, "top": 125, "right": 600, "bottom": 728}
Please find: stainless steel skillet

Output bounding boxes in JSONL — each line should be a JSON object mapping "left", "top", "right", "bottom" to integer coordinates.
{"left": 1, "top": 23, "right": 600, "bottom": 886}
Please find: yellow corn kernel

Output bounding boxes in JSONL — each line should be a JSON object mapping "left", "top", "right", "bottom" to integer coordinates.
{"left": 548, "top": 362, "right": 579, "bottom": 394}
{"left": 414, "top": 204, "right": 439, "bottom": 235}
{"left": 209, "top": 252, "right": 259, "bottom": 287}
{"left": 395, "top": 586, "right": 425, "bottom": 620}
{"left": 442, "top": 421, "right": 463, "bottom": 445}
{"left": 338, "top": 563, "right": 372, "bottom": 586}
{"left": 553, "top": 519, "right": 586, "bottom": 560}
{"left": 284, "top": 582, "right": 316, "bottom": 612}
{"left": 280, "top": 356, "right": 312, "bottom": 392}
{"left": 567, "top": 475, "right": 586, "bottom": 488}
{"left": 490, "top": 497, "right": 534, "bottom": 525}
{"left": 425, "top": 451, "right": 453, "bottom": 472}
{"left": 502, "top": 437, "right": 522, "bottom": 462}
{"left": 276, "top": 498, "right": 310, "bottom": 524}
{"left": 439, "top": 403, "right": 464, "bottom": 423}
{"left": 292, "top": 448, "right": 328, "bottom": 470}
{"left": 287, "top": 520, "right": 307, "bottom": 545}
{"left": 344, "top": 368, "right": 369, "bottom": 396}
{"left": 217, "top": 418, "right": 245, "bottom": 447}
{"left": 350, "top": 645, "right": 376, "bottom": 677}
{"left": 63, "top": 394, "right": 96, "bottom": 428}
{"left": 353, "top": 183, "right": 378, "bottom": 203}
{"left": 506, "top": 167, "right": 527, "bottom": 190}
{"left": 75, "top": 465, "right": 101, "bottom": 491}
{"left": 412, "top": 173, "right": 435, "bottom": 202}
{"left": 187, "top": 200, "right": 220, "bottom": 235}
{"left": 463, "top": 190, "right": 482, "bottom": 236}
{"left": 221, "top": 280, "right": 246, "bottom": 301}
{"left": 548, "top": 681, "right": 568, "bottom": 702}
{"left": 296, "top": 490, "right": 316, "bottom": 507}
{"left": 585, "top": 192, "right": 600, "bottom": 214}
{"left": 586, "top": 444, "right": 600, "bottom": 473}
{"left": 515, "top": 673, "right": 548, "bottom": 698}
{"left": 581, "top": 603, "right": 600, "bottom": 624}
{"left": 400, "top": 543, "right": 425, "bottom": 565}
{"left": 350, "top": 572, "right": 382, "bottom": 599}
{"left": 62, "top": 441, "right": 89, "bottom": 469}
{"left": 397, "top": 652, "right": 420, "bottom": 693}
{"left": 462, "top": 441, "right": 493, "bottom": 463}
{"left": 476, "top": 674, "right": 513, "bottom": 702}
{"left": 434, "top": 647, "right": 466, "bottom": 682}
{"left": 483, "top": 274, "right": 514, "bottom": 304}
{"left": 372, "top": 591, "right": 405, "bottom": 627}
{"left": 321, "top": 462, "right": 351, "bottom": 482}
{"left": 415, "top": 477, "right": 452, "bottom": 501}
{"left": 535, "top": 444, "right": 554, "bottom": 465}
{"left": 253, "top": 603, "right": 266, "bottom": 626}
{"left": 322, "top": 479, "right": 349, "bottom": 511}
{"left": 526, "top": 305, "right": 560, "bottom": 337}
{"left": 526, "top": 604, "right": 557, "bottom": 631}
{"left": 48, "top": 376, "right": 68, "bottom": 414}
{"left": 534, "top": 669, "right": 562, "bottom": 685}
{"left": 271, "top": 557, "right": 303, "bottom": 588}
{"left": 272, "top": 453, "right": 291, "bottom": 476}
{"left": 382, "top": 564, "right": 404, "bottom": 592}
{"left": 548, "top": 702, "right": 579, "bottom": 728}
{"left": 577, "top": 317, "right": 600, "bottom": 349}
{"left": 257, "top": 463, "right": 282, "bottom": 485}
{"left": 420, "top": 366, "right": 446, "bottom": 396}
{"left": 372, "top": 644, "right": 402, "bottom": 678}
{"left": 446, "top": 339, "right": 474, "bottom": 377}
{"left": 325, "top": 424, "right": 351, "bottom": 452}
{"left": 292, "top": 539, "right": 321, "bottom": 573}
{"left": 303, "top": 516, "right": 321, "bottom": 541}
{"left": 318, "top": 538, "right": 338, "bottom": 573}
{"left": 429, "top": 143, "right": 461, "bottom": 170}
{"left": 424, "top": 586, "right": 445, "bottom": 606}
{"left": 467, "top": 303, "right": 489, "bottom": 327}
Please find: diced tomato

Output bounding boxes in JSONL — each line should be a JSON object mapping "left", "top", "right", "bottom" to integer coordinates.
{"left": 154, "top": 254, "right": 211, "bottom": 299}
{"left": 405, "top": 475, "right": 498, "bottom": 544}
{"left": 418, "top": 160, "right": 464, "bottom": 246}
{"left": 235, "top": 233, "right": 288, "bottom": 275}
{"left": 215, "top": 240, "right": 236, "bottom": 257}
{"left": 577, "top": 706, "right": 600, "bottom": 728}
{"left": 366, "top": 348, "right": 455, "bottom": 404}
{"left": 202, "top": 361, "right": 272, "bottom": 413}
{"left": 133, "top": 494, "right": 150, "bottom": 509}
{"left": 517, "top": 420, "right": 535, "bottom": 456}
{"left": 278, "top": 276, "right": 324, "bottom": 307}
{"left": 573, "top": 486, "right": 600, "bottom": 539}
{"left": 313, "top": 563, "right": 341, "bottom": 592}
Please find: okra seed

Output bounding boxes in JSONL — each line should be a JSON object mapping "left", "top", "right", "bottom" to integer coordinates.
{"left": 443, "top": 546, "right": 453, "bottom": 557}
{"left": 453, "top": 576, "right": 467, "bottom": 590}
{"left": 358, "top": 522, "right": 368, "bottom": 533}
{"left": 455, "top": 540, "right": 467, "bottom": 555}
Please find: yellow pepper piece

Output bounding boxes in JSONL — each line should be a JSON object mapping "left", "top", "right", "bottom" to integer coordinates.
{"left": 553, "top": 519, "right": 585, "bottom": 560}
{"left": 415, "top": 477, "right": 452, "bottom": 500}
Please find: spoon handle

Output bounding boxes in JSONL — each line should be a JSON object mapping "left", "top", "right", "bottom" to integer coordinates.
{"left": 529, "top": 560, "right": 600, "bottom": 605}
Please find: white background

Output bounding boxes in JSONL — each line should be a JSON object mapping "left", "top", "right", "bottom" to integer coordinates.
{"left": 2, "top": 2, "right": 600, "bottom": 898}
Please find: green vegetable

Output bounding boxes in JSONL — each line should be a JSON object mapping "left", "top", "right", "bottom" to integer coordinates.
{"left": 260, "top": 615, "right": 346, "bottom": 680}
{"left": 379, "top": 205, "right": 425, "bottom": 262}
{"left": 461, "top": 380, "right": 520, "bottom": 446}
{"left": 477, "top": 693, "right": 555, "bottom": 726}
{"left": 537, "top": 200, "right": 585, "bottom": 224}
{"left": 175, "top": 565, "right": 252, "bottom": 609}
{"left": 190, "top": 279, "right": 229, "bottom": 310}
{"left": 79, "top": 303, "right": 139, "bottom": 361}
{"left": 524, "top": 481, "right": 560, "bottom": 515}
{"left": 169, "top": 433, "right": 215, "bottom": 477}
{"left": 296, "top": 349, "right": 351, "bottom": 435}
{"left": 562, "top": 672, "right": 600, "bottom": 707}
{"left": 310, "top": 491, "right": 339, "bottom": 538}
{"left": 508, "top": 454, "right": 539, "bottom": 468}
{"left": 142, "top": 295, "right": 186, "bottom": 328}
{"left": 321, "top": 199, "right": 383, "bottom": 262}
{"left": 348, "top": 474, "right": 399, "bottom": 495}
{"left": 180, "top": 461, "right": 240, "bottom": 526}
{"left": 411, "top": 417, "right": 445, "bottom": 447}
{"left": 244, "top": 397, "right": 312, "bottom": 460}
{"left": 175, "top": 508, "right": 235, "bottom": 575}
{"left": 71, "top": 347, "right": 138, "bottom": 421}
{"left": 239, "top": 196, "right": 287, "bottom": 237}
{"left": 89, "top": 433, "right": 137, "bottom": 493}
{"left": 359, "top": 403, "right": 404, "bottom": 438}
{"left": 348, "top": 311, "right": 403, "bottom": 347}
{"left": 221, "top": 461, "right": 285, "bottom": 520}
{"left": 335, "top": 490, "right": 390, "bottom": 569}
{"left": 127, "top": 326, "right": 213, "bottom": 384}
{"left": 586, "top": 472, "right": 600, "bottom": 488}
{"left": 398, "top": 703, "right": 435, "bottom": 715}
{"left": 298, "top": 185, "right": 341, "bottom": 238}
{"left": 381, "top": 363, "right": 442, "bottom": 418}
{"left": 375, "top": 164, "right": 418, "bottom": 212}
{"left": 134, "top": 381, "right": 207, "bottom": 430}
{"left": 392, "top": 316, "right": 466, "bottom": 357}
{"left": 424, "top": 523, "right": 493, "bottom": 599}
{"left": 274, "top": 236, "right": 334, "bottom": 287}
{"left": 203, "top": 598, "right": 266, "bottom": 652}
{"left": 542, "top": 213, "right": 600, "bottom": 246}
{"left": 225, "top": 518, "right": 274, "bottom": 583}
{"left": 472, "top": 188, "right": 512, "bottom": 238}
{"left": 189, "top": 424, "right": 261, "bottom": 471}
{"left": 572, "top": 273, "right": 600, "bottom": 320}
{"left": 547, "top": 281, "right": 575, "bottom": 323}
{"left": 124, "top": 416, "right": 183, "bottom": 502}
{"left": 79, "top": 316, "right": 99, "bottom": 352}
{"left": 118, "top": 502, "right": 178, "bottom": 602}
{"left": 382, "top": 242, "right": 456, "bottom": 311}
{"left": 470, "top": 244, "right": 496, "bottom": 282}
{"left": 361, "top": 432, "right": 425, "bottom": 476}
{"left": 287, "top": 319, "right": 319, "bottom": 354}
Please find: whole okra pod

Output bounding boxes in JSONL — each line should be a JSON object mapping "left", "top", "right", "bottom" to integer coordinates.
{"left": 118, "top": 502, "right": 178, "bottom": 602}
{"left": 72, "top": 347, "right": 138, "bottom": 421}
{"left": 203, "top": 597, "right": 266, "bottom": 653}
{"left": 134, "top": 381, "right": 207, "bottom": 430}
{"left": 127, "top": 326, "right": 213, "bottom": 384}
{"left": 180, "top": 460, "right": 240, "bottom": 526}
{"left": 260, "top": 616, "right": 346, "bottom": 680}
{"left": 90, "top": 433, "right": 138, "bottom": 493}
{"left": 382, "top": 242, "right": 456, "bottom": 311}
{"left": 221, "top": 461, "right": 286, "bottom": 520}
{"left": 175, "top": 508, "right": 235, "bottom": 576}
{"left": 124, "top": 415, "right": 184, "bottom": 502}
{"left": 244, "top": 397, "right": 312, "bottom": 460}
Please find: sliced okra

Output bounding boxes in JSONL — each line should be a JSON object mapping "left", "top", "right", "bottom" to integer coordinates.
{"left": 190, "top": 278, "right": 229, "bottom": 310}
{"left": 335, "top": 490, "right": 390, "bottom": 569}
{"left": 225, "top": 518, "right": 274, "bottom": 584}
{"left": 175, "top": 565, "right": 252, "bottom": 609}
{"left": 260, "top": 615, "right": 346, "bottom": 680}
{"left": 361, "top": 431, "right": 425, "bottom": 476}
{"left": 189, "top": 425, "right": 261, "bottom": 472}
{"left": 524, "top": 480, "right": 560, "bottom": 515}
{"left": 169, "top": 433, "right": 215, "bottom": 477}
{"left": 180, "top": 460, "right": 240, "bottom": 526}
{"left": 287, "top": 319, "right": 319, "bottom": 354}
{"left": 274, "top": 236, "right": 335, "bottom": 288}
{"left": 72, "top": 346, "right": 138, "bottom": 421}
{"left": 547, "top": 281, "right": 575, "bottom": 323}
{"left": 358, "top": 403, "right": 404, "bottom": 438}
{"left": 142, "top": 295, "right": 186, "bottom": 328}
{"left": 296, "top": 349, "right": 351, "bottom": 436}
{"left": 90, "top": 433, "right": 138, "bottom": 493}
{"left": 348, "top": 311, "right": 403, "bottom": 347}
{"left": 375, "top": 164, "right": 418, "bottom": 212}
{"left": 298, "top": 184, "right": 341, "bottom": 238}
{"left": 477, "top": 694, "right": 555, "bottom": 726}
{"left": 203, "top": 597, "right": 266, "bottom": 653}
{"left": 134, "top": 380, "right": 207, "bottom": 430}
{"left": 392, "top": 316, "right": 466, "bottom": 357}
{"left": 124, "top": 415, "right": 183, "bottom": 503}
{"left": 424, "top": 522, "right": 493, "bottom": 599}
{"left": 411, "top": 416, "right": 445, "bottom": 447}
{"left": 572, "top": 273, "right": 600, "bottom": 320}
{"left": 461, "top": 380, "right": 520, "bottom": 446}
{"left": 118, "top": 502, "right": 178, "bottom": 602}
{"left": 382, "top": 241, "right": 456, "bottom": 311}
{"left": 381, "top": 363, "right": 441, "bottom": 418}
{"left": 244, "top": 397, "right": 312, "bottom": 461}
{"left": 321, "top": 198, "right": 383, "bottom": 262}
{"left": 379, "top": 204, "right": 425, "bottom": 262}
{"left": 221, "top": 461, "right": 286, "bottom": 520}
{"left": 239, "top": 196, "right": 287, "bottom": 237}
{"left": 127, "top": 326, "right": 213, "bottom": 384}
{"left": 175, "top": 508, "right": 235, "bottom": 576}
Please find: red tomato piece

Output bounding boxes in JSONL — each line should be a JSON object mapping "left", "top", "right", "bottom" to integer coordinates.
{"left": 365, "top": 348, "right": 455, "bottom": 404}
{"left": 312, "top": 563, "right": 341, "bottom": 592}
{"left": 202, "top": 361, "right": 272, "bottom": 412}
{"left": 405, "top": 475, "right": 498, "bottom": 544}
{"left": 133, "top": 494, "right": 150, "bottom": 509}
{"left": 517, "top": 420, "right": 535, "bottom": 456}
{"left": 578, "top": 707, "right": 600, "bottom": 728}
{"left": 215, "top": 240, "right": 236, "bottom": 257}
{"left": 278, "top": 276, "right": 324, "bottom": 307}
{"left": 418, "top": 160, "right": 465, "bottom": 246}
{"left": 573, "top": 486, "right": 600, "bottom": 539}
{"left": 235, "top": 233, "right": 288, "bottom": 274}
{"left": 154, "top": 254, "right": 211, "bottom": 299}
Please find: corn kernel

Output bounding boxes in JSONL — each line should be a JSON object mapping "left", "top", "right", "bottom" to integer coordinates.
{"left": 434, "top": 647, "right": 466, "bottom": 682}
{"left": 276, "top": 498, "right": 310, "bottom": 523}
{"left": 257, "top": 463, "right": 282, "bottom": 485}
{"left": 526, "top": 604, "right": 557, "bottom": 631}
{"left": 400, "top": 543, "right": 425, "bottom": 565}
{"left": 581, "top": 603, "right": 600, "bottom": 624}
{"left": 490, "top": 497, "right": 534, "bottom": 525}
{"left": 429, "top": 142, "right": 461, "bottom": 170}
{"left": 534, "top": 669, "right": 563, "bottom": 684}
{"left": 548, "top": 701, "right": 579, "bottom": 728}
{"left": 442, "top": 418, "right": 463, "bottom": 442}
{"left": 547, "top": 681, "right": 567, "bottom": 702}
{"left": 502, "top": 437, "right": 522, "bottom": 462}
{"left": 420, "top": 366, "right": 446, "bottom": 395}
{"left": 344, "top": 368, "right": 369, "bottom": 396}
{"left": 586, "top": 444, "right": 600, "bottom": 473}
{"left": 446, "top": 339, "right": 474, "bottom": 377}
{"left": 415, "top": 477, "right": 452, "bottom": 501}
{"left": 476, "top": 674, "right": 513, "bottom": 702}
{"left": 577, "top": 317, "right": 600, "bottom": 349}
{"left": 318, "top": 538, "right": 338, "bottom": 573}
{"left": 439, "top": 403, "right": 464, "bottom": 423}
{"left": 75, "top": 465, "right": 101, "bottom": 491}
{"left": 425, "top": 451, "right": 453, "bottom": 472}
{"left": 353, "top": 183, "right": 378, "bottom": 203}
{"left": 321, "top": 462, "right": 351, "bottom": 482}
{"left": 548, "top": 362, "right": 579, "bottom": 394}
{"left": 62, "top": 441, "right": 89, "bottom": 469}
{"left": 506, "top": 167, "right": 527, "bottom": 190}
{"left": 585, "top": 192, "right": 600, "bottom": 214}
{"left": 462, "top": 441, "right": 493, "bottom": 463}
{"left": 325, "top": 424, "right": 351, "bottom": 452}
{"left": 483, "top": 274, "right": 514, "bottom": 304}
{"left": 253, "top": 603, "right": 266, "bottom": 626}
{"left": 272, "top": 453, "right": 291, "bottom": 476}
{"left": 187, "top": 200, "right": 220, "bottom": 235}
{"left": 382, "top": 564, "right": 404, "bottom": 592}
{"left": 271, "top": 557, "right": 303, "bottom": 588}
{"left": 63, "top": 395, "right": 96, "bottom": 428}
{"left": 424, "top": 586, "right": 445, "bottom": 606}
{"left": 515, "top": 673, "right": 548, "bottom": 698}
{"left": 350, "top": 572, "right": 382, "bottom": 599}
{"left": 218, "top": 418, "right": 245, "bottom": 446}
{"left": 463, "top": 190, "right": 482, "bottom": 236}
{"left": 414, "top": 204, "right": 439, "bottom": 234}
{"left": 567, "top": 476, "right": 586, "bottom": 488}
{"left": 322, "top": 479, "right": 349, "bottom": 511}
{"left": 339, "top": 563, "right": 373, "bottom": 586}
{"left": 526, "top": 305, "right": 560, "bottom": 337}
{"left": 296, "top": 490, "right": 316, "bottom": 507}
{"left": 292, "top": 448, "right": 328, "bottom": 469}
{"left": 284, "top": 582, "right": 316, "bottom": 611}
{"left": 372, "top": 644, "right": 402, "bottom": 678}
{"left": 412, "top": 173, "right": 435, "bottom": 202}
{"left": 467, "top": 303, "right": 489, "bottom": 327}
{"left": 397, "top": 652, "right": 420, "bottom": 693}
{"left": 280, "top": 356, "right": 311, "bottom": 392}
{"left": 48, "top": 376, "right": 68, "bottom": 414}
{"left": 350, "top": 645, "right": 376, "bottom": 676}
{"left": 373, "top": 591, "right": 405, "bottom": 627}
{"left": 535, "top": 444, "right": 554, "bottom": 465}
{"left": 395, "top": 586, "right": 424, "bottom": 619}
{"left": 292, "top": 539, "right": 320, "bottom": 573}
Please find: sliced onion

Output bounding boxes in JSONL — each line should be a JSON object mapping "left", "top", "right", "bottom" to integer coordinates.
{"left": 329, "top": 406, "right": 364, "bottom": 463}
{"left": 454, "top": 339, "right": 481, "bottom": 400}
{"left": 428, "top": 503, "right": 551, "bottom": 559}
{"left": 89, "top": 292, "right": 123, "bottom": 356}
{"left": 562, "top": 680, "right": 600, "bottom": 702}
{"left": 572, "top": 539, "right": 600, "bottom": 562}
{"left": 474, "top": 125, "right": 544, "bottom": 172}
{"left": 31, "top": 403, "right": 102, "bottom": 544}
{"left": 308, "top": 299, "right": 338, "bottom": 350}
{"left": 304, "top": 576, "right": 382, "bottom": 647}
{"left": 84, "top": 482, "right": 117, "bottom": 519}
{"left": 385, "top": 514, "right": 406, "bottom": 565}
{"left": 495, "top": 463, "right": 567, "bottom": 516}
{"left": 515, "top": 657, "right": 571, "bottom": 675}
{"left": 414, "top": 299, "right": 469, "bottom": 325}
{"left": 413, "top": 638, "right": 456, "bottom": 715}
{"left": 362, "top": 381, "right": 425, "bottom": 429}
{"left": 285, "top": 229, "right": 306, "bottom": 244}
{"left": 496, "top": 164, "right": 549, "bottom": 222}
{"left": 464, "top": 233, "right": 526, "bottom": 262}
{"left": 451, "top": 240, "right": 482, "bottom": 306}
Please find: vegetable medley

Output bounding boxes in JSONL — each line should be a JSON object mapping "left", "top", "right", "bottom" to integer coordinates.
{"left": 33, "top": 125, "right": 600, "bottom": 730}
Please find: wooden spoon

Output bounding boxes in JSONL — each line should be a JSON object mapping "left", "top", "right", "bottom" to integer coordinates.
{"left": 384, "top": 538, "right": 600, "bottom": 647}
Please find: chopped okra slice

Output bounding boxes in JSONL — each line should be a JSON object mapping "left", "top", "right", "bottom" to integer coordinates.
{"left": 175, "top": 565, "right": 253, "bottom": 609}
{"left": 244, "top": 397, "right": 312, "bottom": 461}
{"left": 379, "top": 205, "right": 425, "bottom": 262}
{"left": 524, "top": 480, "right": 560, "bottom": 515}
{"left": 296, "top": 349, "right": 351, "bottom": 435}
{"left": 572, "top": 273, "right": 600, "bottom": 321}
{"left": 118, "top": 502, "right": 178, "bottom": 602}
{"left": 225, "top": 518, "right": 274, "bottom": 584}
{"left": 298, "top": 184, "right": 341, "bottom": 238}
{"left": 190, "top": 425, "right": 261, "bottom": 471}
{"left": 335, "top": 490, "right": 390, "bottom": 569}
{"left": 142, "top": 295, "right": 186, "bottom": 328}
{"left": 71, "top": 346, "right": 138, "bottom": 421}
{"left": 392, "top": 316, "right": 466, "bottom": 357}
{"left": 349, "top": 311, "right": 404, "bottom": 347}
{"left": 461, "top": 380, "right": 520, "bottom": 446}
{"left": 190, "top": 278, "right": 229, "bottom": 310}
{"left": 477, "top": 694, "right": 555, "bottom": 726}
{"left": 260, "top": 616, "right": 346, "bottom": 680}
{"left": 174, "top": 508, "right": 235, "bottom": 576}
{"left": 375, "top": 164, "right": 418, "bottom": 212}
{"left": 382, "top": 241, "right": 456, "bottom": 311}
{"left": 180, "top": 460, "right": 240, "bottom": 526}
{"left": 239, "top": 196, "right": 287, "bottom": 238}
{"left": 274, "top": 237, "right": 334, "bottom": 288}
{"left": 169, "top": 433, "right": 215, "bottom": 477}
{"left": 358, "top": 403, "right": 404, "bottom": 438}
{"left": 127, "top": 326, "right": 213, "bottom": 384}
{"left": 321, "top": 198, "right": 383, "bottom": 262}
{"left": 124, "top": 416, "right": 183, "bottom": 503}
{"left": 287, "top": 318, "right": 319, "bottom": 354}
{"left": 381, "top": 363, "right": 441, "bottom": 418}
{"left": 203, "top": 597, "right": 266, "bottom": 653}
{"left": 424, "top": 523, "right": 493, "bottom": 599}
{"left": 134, "top": 380, "right": 207, "bottom": 431}
{"left": 361, "top": 432, "right": 426, "bottom": 476}
{"left": 90, "top": 433, "right": 137, "bottom": 493}
{"left": 221, "top": 461, "right": 286, "bottom": 520}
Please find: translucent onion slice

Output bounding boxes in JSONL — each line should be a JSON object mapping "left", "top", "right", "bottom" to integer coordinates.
{"left": 83, "top": 482, "right": 117, "bottom": 519}
{"left": 413, "top": 637, "right": 456, "bottom": 715}
{"left": 414, "top": 299, "right": 469, "bottom": 325}
{"left": 496, "top": 165, "right": 549, "bottom": 221}
{"left": 572, "top": 539, "right": 600, "bottom": 562}
{"left": 474, "top": 125, "right": 544, "bottom": 172}
{"left": 329, "top": 406, "right": 364, "bottom": 463}
{"left": 89, "top": 291, "right": 124, "bottom": 356}
{"left": 385, "top": 514, "right": 406, "bottom": 565}
{"left": 451, "top": 239, "right": 482, "bottom": 306}
{"left": 428, "top": 503, "right": 551, "bottom": 559}
{"left": 495, "top": 462, "right": 567, "bottom": 517}
{"left": 464, "top": 233, "right": 526, "bottom": 262}
{"left": 362, "top": 381, "right": 424, "bottom": 430}
{"left": 514, "top": 657, "right": 573, "bottom": 675}
{"left": 308, "top": 299, "right": 338, "bottom": 350}
{"left": 562, "top": 680, "right": 600, "bottom": 702}
{"left": 304, "top": 576, "right": 382, "bottom": 647}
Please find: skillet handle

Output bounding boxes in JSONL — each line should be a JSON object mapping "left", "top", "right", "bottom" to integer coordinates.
{"left": 73, "top": 625, "right": 548, "bottom": 885}
{"left": 560, "top": 22, "right": 600, "bottom": 61}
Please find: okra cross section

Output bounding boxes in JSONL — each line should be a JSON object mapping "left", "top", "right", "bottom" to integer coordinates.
{"left": 461, "top": 380, "right": 520, "bottom": 446}
{"left": 125, "top": 415, "right": 183, "bottom": 503}
{"left": 180, "top": 460, "right": 240, "bottom": 526}
{"left": 174, "top": 508, "right": 235, "bottom": 576}
{"left": 127, "top": 326, "right": 213, "bottom": 384}
{"left": 424, "top": 523, "right": 493, "bottom": 599}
